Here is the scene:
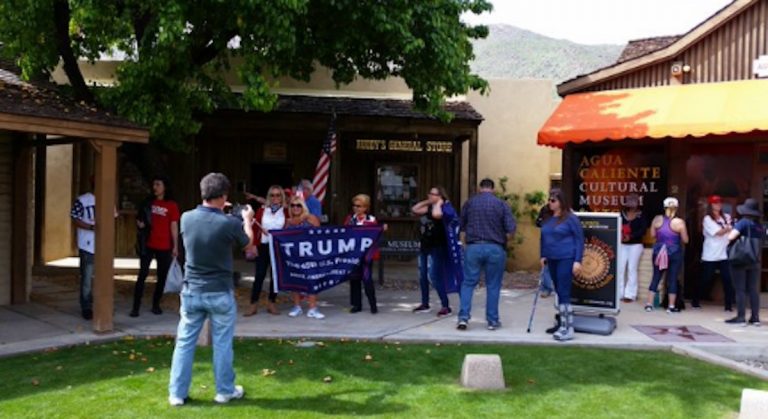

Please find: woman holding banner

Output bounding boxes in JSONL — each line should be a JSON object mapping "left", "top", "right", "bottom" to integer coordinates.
{"left": 411, "top": 186, "right": 456, "bottom": 317}
{"left": 644, "top": 197, "right": 689, "bottom": 314}
{"left": 344, "top": 194, "right": 380, "bottom": 314}
{"left": 244, "top": 185, "right": 287, "bottom": 317}
{"left": 539, "top": 188, "right": 584, "bottom": 342}
{"left": 285, "top": 196, "right": 325, "bottom": 319}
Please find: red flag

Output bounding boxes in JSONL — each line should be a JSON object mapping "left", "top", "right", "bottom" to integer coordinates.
{"left": 312, "top": 115, "right": 337, "bottom": 202}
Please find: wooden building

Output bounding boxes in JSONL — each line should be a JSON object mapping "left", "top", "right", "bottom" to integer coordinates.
{"left": 0, "top": 60, "right": 149, "bottom": 332}
{"left": 538, "top": 0, "right": 768, "bottom": 297}
{"left": 162, "top": 95, "right": 482, "bottom": 248}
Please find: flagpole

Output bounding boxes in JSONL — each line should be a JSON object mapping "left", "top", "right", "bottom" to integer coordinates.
{"left": 328, "top": 110, "right": 338, "bottom": 224}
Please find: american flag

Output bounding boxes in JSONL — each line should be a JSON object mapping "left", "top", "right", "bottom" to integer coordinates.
{"left": 312, "top": 115, "right": 337, "bottom": 202}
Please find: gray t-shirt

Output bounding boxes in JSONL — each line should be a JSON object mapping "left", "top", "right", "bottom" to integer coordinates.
{"left": 181, "top": 205, "right": 250, "bottom": 293}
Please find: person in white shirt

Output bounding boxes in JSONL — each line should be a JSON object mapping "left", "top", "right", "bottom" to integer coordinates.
{"left": 70, "top": 187, "right": 96, "bottom": 320}
{"left": 693, "top": 195, "right": 734, "bottom": 311}
{"left": 243, "top": 185, "right": 287, "bottom": 317}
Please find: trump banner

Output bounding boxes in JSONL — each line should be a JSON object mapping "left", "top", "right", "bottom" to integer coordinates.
{"left": 269, "top": 225, "right": 384, "bottom": 294}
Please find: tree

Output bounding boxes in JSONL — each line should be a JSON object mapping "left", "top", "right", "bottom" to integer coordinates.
{"left": 0, "top": 0, "right": 491, "bottom": 150}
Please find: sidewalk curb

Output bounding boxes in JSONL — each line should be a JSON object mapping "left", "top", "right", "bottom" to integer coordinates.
{"left": 672, "top": 345, "right": 768, "bottom": 381}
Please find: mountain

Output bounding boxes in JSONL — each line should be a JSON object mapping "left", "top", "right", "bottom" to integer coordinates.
{"left": 470, "top": 24, "right": 624, "bottom": 82}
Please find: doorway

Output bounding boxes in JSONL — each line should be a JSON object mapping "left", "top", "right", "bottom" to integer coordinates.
{"left": 249, "top": 163, "right": 294, "bottom": 197}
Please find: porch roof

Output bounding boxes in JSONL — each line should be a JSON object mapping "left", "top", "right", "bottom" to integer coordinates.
{"left": 538, "top": 79, "right": 768, "bottom": 148}
{"left": 228, "top": 94, "right": 483, "bottom": 122}
{"left": 0, "top": 60, "right": 148, "bottom": 143}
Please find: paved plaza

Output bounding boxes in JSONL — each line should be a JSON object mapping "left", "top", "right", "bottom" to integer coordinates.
{"left": 2, "top": 260, "right": 766, "bottom": 382}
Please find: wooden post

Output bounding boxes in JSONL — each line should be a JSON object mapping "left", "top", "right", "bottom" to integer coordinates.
{"left": 33, "top": 136, "right": 46, "bottom": 266}
{"left": 468, "top": 130, "right": 478, "bottom": 195}
{"left": 562, "top": 144, "right": 574, "bottom": 208}
{"left": 11, "top": 137, "right": 33, "bottom": 304}
{"left": 91, "top": 139, "right": 119, "bottom": 333}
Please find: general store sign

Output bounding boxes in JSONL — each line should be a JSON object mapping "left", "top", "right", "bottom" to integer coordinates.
{"left": 356, "top": 139, "right": 453, "bottom": 153}
{"left": 753, "top": 55, "right": 768, "bottom": 78}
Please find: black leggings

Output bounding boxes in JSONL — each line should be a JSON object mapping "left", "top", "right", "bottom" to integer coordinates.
{"left": 251, "top": 243, "right": 277, "bottom": 303}
{"left": 132, "top": 248, "right": 173, "bottom": 310}
{"left": 350, "top": 263, "right": 377, "bottom": 310}
{"left": 732, "top": 265, "right": 761, "bottom": 321}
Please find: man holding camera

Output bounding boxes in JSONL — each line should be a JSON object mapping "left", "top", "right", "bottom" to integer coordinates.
{"left": 168, "top": 173, "right": 255, "bottom": 406}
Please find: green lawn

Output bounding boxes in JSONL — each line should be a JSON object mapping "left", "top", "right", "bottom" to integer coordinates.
{"left": 0, "top": 337, "right": 764, "bottom": 418}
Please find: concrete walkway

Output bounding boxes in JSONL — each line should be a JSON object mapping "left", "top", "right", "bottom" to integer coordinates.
{"left": 2, "top": 266, "right": 767, "bottom": 371}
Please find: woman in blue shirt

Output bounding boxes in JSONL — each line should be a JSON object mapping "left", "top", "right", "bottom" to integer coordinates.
{"left": 540, "top": 188, "right": 584, "bottom": 341}
{"left": 726, "top": 198, "right": 763, "bottom": 326}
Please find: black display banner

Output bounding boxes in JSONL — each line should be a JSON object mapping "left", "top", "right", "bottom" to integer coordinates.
{"left": 572, "top": 212, "right": 621, "bottom": 313}
{"left": 572, "top": 146, "right": 667, "bottom": 214}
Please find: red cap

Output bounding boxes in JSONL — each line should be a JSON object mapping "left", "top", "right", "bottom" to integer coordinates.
{"left": 708, "top": 195, "right": 722, "bottom": 204}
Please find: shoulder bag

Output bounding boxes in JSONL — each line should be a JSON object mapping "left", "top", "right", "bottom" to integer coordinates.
{"left": 728, "top": 222, "right": 759, "bottom": 267}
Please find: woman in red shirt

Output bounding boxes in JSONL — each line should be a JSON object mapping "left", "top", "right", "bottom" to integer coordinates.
{"left": 130, "top": 176, "right": 179, "bottom": 317}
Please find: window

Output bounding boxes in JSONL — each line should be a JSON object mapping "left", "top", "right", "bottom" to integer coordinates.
{"left": 375, "top": 164, "right": 418, "bottom": 219}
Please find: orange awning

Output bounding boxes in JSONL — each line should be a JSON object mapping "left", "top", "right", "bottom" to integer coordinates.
{"left": 538, "top": 79, "right": 768, "bottom": 148}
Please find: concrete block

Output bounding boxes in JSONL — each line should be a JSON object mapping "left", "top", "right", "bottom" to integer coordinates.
{"left": 460, "top": 354, "right": 505, "bottom": 390}
{"left": 740, "top": 388, "right": 768, "bottom": 419}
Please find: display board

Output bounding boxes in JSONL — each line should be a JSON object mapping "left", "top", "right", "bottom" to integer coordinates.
{"left": 572, "top": 212, "right": 621, "bottom": 314}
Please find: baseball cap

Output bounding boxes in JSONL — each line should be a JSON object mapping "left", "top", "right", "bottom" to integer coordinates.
{"left": 663, "top": 197, "right": 679, "bottom": 208}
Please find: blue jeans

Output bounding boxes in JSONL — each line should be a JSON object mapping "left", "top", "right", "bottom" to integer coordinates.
{"left": 547, "top": 258, "right": 574, "bottom": 303}
{"left": 78, "top": 250, "right": 94, "bottom": 312}
{"left": 458, "top": 243, "right": 506, "bottom": 325}
{"left": 169, "top": 290, "right": 237, "bottom": 399}
{"left": 418, "top": 248, "right": 449, "bottom": 308}
{"left": 649, "top": 244, "right": 683, "bottom": 294}
{"left": 539, "top": 266, "right": 554, "bottom": 294}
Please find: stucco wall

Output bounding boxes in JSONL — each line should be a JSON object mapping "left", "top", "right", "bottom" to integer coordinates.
{"left": 55, "top": 61, "right": 563, "bottom": 271}
{"left": 466, "top": 80, "right": 561, "bottom": 270}
{"left": 43, "top": 144, "right": 73, "bottom": 262}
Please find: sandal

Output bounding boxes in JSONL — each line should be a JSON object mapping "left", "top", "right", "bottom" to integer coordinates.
{"left": 243, "top": 304, "right": 258, "bottom": 317}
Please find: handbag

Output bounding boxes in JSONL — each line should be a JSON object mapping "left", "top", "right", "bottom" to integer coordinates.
{"left": 728, "top": 223, "right": 759, "bottom": 267}
{"left": 164, "top": 258, "right": 184, "bottom": 294}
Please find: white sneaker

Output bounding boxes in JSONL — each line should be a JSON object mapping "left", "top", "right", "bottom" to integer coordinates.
{"left": 288, "top": 306, "right": 303, "bottom": 317}
{"left": 307, "top": 308, "right": 325, "bottom": 319}
{"left": 168, "top": 396, "right": 185, "bottom": 406}
{"left": 214, "top": 385, "right": 244, "bottom": 404}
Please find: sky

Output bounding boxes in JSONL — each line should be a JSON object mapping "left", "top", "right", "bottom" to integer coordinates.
{"left": 462, "top": 0, "right": 734, "bottom": 45}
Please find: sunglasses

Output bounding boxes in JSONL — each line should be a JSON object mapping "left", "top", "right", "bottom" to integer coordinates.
{"left": 548, "top": 198, "right": 559, "bottom": 203}
{"left": 290, "top": 204, "right": 303, "bottom": 208}
{"left": 352, "top": 204, "right": 364, "bottom": 208}
{"left": 269, "top": 193, "right": 282, "bottom": 198}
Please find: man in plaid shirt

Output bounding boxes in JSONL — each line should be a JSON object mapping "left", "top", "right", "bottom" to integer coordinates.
{"left": 457, "top": 178, "right": 516, "bottom": 331}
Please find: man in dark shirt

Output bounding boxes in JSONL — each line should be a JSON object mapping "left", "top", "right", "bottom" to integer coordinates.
{"left": 168, "top": 173, "right": 255, "bottom": 406}
{"left": 457, "top": 178, "right": 516, "bottom": 331}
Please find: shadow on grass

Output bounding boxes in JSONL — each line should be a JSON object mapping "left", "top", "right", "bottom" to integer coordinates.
{"left": 245, "top": 389, "right": 407, "bottom": 416}
{"left": 0, "top": 337, "right": 765, "bottom": 417}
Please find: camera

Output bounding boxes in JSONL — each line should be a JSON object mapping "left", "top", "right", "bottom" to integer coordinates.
{"left": 226, "top": 203, "right": 252, "bottom": 220}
